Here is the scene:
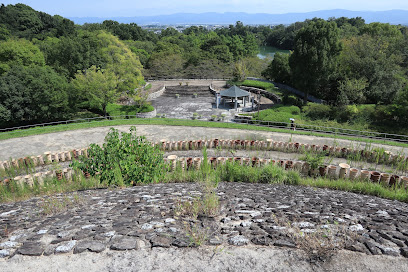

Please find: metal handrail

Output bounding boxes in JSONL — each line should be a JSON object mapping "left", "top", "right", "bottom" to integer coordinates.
{"left": 1, "top": 116, "right": 408, "bottom": 143}
{"left": 233, "top": 119, "right": 408, "bottom": 143}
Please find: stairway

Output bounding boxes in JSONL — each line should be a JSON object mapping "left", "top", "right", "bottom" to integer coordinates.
{"left": 163, "top": 86, "right": 214, "bottom": 97}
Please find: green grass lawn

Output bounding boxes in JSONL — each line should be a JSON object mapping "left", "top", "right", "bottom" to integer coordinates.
{"left": 250, "top": 103, "right": 408, "bottom": 136}
{"left": 238, "top": 80, "right": 276, "bottom": 90}
{"left": 106, "top": 103, "right": 154, "bottom": 117}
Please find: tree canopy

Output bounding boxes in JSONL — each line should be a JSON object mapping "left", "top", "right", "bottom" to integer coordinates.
{"left": 289, "top": 19, "right": 342, "bottom": 103}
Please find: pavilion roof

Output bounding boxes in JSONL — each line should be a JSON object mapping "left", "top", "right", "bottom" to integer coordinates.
{"left": 219, "top": 85, "right": 250, "bottom": 98}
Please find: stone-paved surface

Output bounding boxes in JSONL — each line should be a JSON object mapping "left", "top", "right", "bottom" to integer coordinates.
{"left": 1, "top": 182, "right": 408, "bottom": 259}
{"left": 150, "top": 96, "right": 232, "bottom": 120}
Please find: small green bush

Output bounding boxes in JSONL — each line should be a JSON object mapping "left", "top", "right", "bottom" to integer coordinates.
{"left": 273, "top": 105, "right": 301, "bottom": 115}
{"left": 282, "top": 94, "right": 303, "bottom": 107}
{"left": 71, "top": 127, "right": 166, "bottom": 185}
{"left": 145, "top": 83, "right": 152, "bottom": 90}
{"left": 302, "top": 103, "right": 331, "bottom": 120}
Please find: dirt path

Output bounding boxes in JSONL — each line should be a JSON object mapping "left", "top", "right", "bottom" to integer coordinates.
{"left": 0, "top": 125, "right": 406, "bottom": 161}
{"left": 2, "top": 247, "right": 408, "bottom": 272}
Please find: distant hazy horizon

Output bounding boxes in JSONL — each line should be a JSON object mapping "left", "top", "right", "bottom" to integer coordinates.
{"left": 2, "top": 0, "right": 408, "bottom": 17}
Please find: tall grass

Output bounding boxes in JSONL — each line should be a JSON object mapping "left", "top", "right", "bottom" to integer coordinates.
{"left": 163, "top": 159, "right": 408, "bottom": 203}
{"left": 2, "top": 155, "right": 408, "bottom": 204}
{"left": 0, "top": 172, "right": 106, "bottom": 203}
{"left": 303, "top": 178, "right": 408, "bottom": 202}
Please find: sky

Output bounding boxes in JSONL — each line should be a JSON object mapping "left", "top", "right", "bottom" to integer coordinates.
{"left": 2, "top": 0, "right": 408, "bottom": 17}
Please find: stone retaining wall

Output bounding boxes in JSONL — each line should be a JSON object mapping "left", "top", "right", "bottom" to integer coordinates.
{"left": 135, "top": 109, "right": 157, "bottom": 118}
{"left": 209, "top": 84, "right": 217, "bottom": 95}
{"left": 147, "top": 86, "right": 166, "bottom": 101}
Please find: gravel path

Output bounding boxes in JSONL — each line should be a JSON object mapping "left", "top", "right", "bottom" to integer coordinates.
{"left": 1, "top": 125, "right": 406, "bottom": 161}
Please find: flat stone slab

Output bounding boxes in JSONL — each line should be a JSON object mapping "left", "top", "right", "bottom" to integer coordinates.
{"left": 74, "top": 241, "right": 105, "bottom": 254}
{"left": 0, "top": 182, "right": 408, "bottom": 260}
{"left": 110, "top": 237, "right": 140, "bottom": 251}
{"left": 17, "top": 242, "right": 44, "bottom": 256}
{"left": 55, "top": 241, "right": 77, "bottom": 254}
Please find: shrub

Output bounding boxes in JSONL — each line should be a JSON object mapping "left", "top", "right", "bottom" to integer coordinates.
{"left": 106, "top": 103, "right": 154, "bottom": 117}
{"left": 282, "top": 94, "right": 303, "bottom": 107}
{"left": 274, "top": 105, "right": 301, "bottom": 115}
{"left": 71, "top": 127, "right": 166, "bottom": 185}
{"left": 144, "top": 83, "right": 152, "bottom": 90}
{"left": 302, "top": 103, "right": 331, "bottom": 120}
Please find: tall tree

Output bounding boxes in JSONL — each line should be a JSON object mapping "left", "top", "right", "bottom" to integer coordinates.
{"left": 97, "top": 31, "right": 144, "bottom": 94}
{"left": 289, "top": 19, "right": 342, "bottom": 103}
{"left": 262, "top": 52, "right": 291, "bottom": 84}
{"left": 0, "top": 65, "right": 69, "bottom": 127}
{"left": 338, "top": 34, "right": 404, "bottom": 104}
{"left": 71, "top": 66, "right": 118, "bottom": 117}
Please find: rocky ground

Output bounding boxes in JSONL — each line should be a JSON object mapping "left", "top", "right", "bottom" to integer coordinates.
{"left": 2, "top": 125, "right": 408, "bottom": 271}
{"left": 1, "top": 182, "right": 408, "bottom": 271}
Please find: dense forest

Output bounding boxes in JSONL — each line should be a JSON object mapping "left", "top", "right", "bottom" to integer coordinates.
{"left": 0, "top": 3, "right": 408, "bottom": 133}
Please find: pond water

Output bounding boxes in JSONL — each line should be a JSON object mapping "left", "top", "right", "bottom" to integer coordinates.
{"left": 257, "top": 46, "right": 290, "bottom": 60}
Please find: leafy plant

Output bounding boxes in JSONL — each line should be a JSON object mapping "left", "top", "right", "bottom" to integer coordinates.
{"left": 70, "top": 127, "right": 166, "bottom": 186}
{"left": 299, "top": 152, "right": 325, "bottom": 170}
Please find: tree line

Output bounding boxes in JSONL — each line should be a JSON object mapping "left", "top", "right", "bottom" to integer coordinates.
{"left": 0, "top": 4, "right": 266, "bottom": 128}
{"left": 1, "top": 3, "right": 408, "bottom": 130}
{"left": 260, "top": 18, "right": 408, "bottom": 128}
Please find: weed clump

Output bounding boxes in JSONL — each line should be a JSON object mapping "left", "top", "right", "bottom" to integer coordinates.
{"left": 71, "top": 126, "right": 166, "bottom": 186}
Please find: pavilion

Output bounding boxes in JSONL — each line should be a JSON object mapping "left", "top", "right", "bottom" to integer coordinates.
{"left": 219, "top": 85, "right": 251, "bottom": 110}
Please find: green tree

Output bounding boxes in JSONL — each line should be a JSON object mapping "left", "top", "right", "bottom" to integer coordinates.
{"left": 289, "top": 19, "right": 342, "bottom": 103}
{"left": 0, "top": 3, "right": 76, "bottom": 39}
{"left": 96, "top": 31, "right": 144, "bottom": 95}
{"left": 262, "top": 52, "right": 291, "bottom": 84}
{"left": 233, "top": 60, "right": 248, "bottom": 81}
{"left": 0, "top": 65, "right": 69, "bottom": 127}
{"left": 0, "top": 24, "right": 10, "bottom": 40}
{"left": 146, "top": 54, "right": 185, "bottom": 78}
{"left": 0, "top": 38, "right": 45, "bottom": 75}
{"left": 338, "top": 35, "right": 404, "bottom": 104}
{"left": 71, "top": 66, "right": 119, "bottom": 117}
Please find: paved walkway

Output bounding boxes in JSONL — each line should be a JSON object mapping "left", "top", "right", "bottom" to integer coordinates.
{"left": 1, "top": 125, "right": 406, "bottom": 160}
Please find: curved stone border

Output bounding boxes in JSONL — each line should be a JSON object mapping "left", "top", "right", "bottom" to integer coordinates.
{"left": 163, "top": 155, "right": 408, "bottom": 188}
{"left": 147, "top": 86, "right": 166, "bottom": 100}
{"left": 239, "top": 85, "right": 281, "bottom": 104}
{"left": 2, "top": 138, "right": 408, "bottom": 184}
{"left": 135, "top": 109, "right": 156, "bottom": 118}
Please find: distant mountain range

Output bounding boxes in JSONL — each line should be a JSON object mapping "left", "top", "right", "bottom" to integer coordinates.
{"left": 69, "top": 9, "right": 408, "bottom": 25}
